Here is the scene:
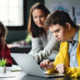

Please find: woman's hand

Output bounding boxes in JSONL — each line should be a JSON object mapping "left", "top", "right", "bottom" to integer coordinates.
{"left": 40, "top": 59, "right": 53, "bottom": 70}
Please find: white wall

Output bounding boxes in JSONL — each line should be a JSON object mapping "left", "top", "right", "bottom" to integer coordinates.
{"left": 45, "top": 0, "right": 80, "bottom": 22}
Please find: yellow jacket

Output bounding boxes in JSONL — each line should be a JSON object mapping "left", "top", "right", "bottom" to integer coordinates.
{"left": 47, "top": 28, "right": 80, "bottom": 77}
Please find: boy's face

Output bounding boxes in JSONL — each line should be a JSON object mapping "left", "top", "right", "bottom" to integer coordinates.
{"left": 49, "top": 24, "right": 69, "bottom": 42}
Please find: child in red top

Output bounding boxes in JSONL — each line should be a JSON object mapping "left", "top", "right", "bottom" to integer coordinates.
{"left": 0, "top": 22, "right": 12, "bottom": 66}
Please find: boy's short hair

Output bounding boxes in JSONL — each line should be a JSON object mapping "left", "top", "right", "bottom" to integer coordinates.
{"left": 45, "top": 10, "right": 77, "bottom": 28}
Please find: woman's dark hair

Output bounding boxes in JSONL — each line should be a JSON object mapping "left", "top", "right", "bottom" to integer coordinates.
{"left": 45, "top": 10, "right": 77, "bottom": 28}
{"left": 28, "top": 3, "right": 50, "bottom": 37}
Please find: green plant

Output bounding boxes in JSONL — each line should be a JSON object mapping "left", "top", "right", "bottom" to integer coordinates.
{"left": 0, "top": 59, "right": 7, "bottom": 67}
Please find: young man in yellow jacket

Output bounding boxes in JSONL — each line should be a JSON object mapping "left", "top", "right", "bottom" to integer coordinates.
{"left": 40, "top": 10, "right": 80, "bottom": 77}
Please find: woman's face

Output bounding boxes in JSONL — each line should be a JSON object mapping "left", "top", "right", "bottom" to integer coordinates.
{"left": 32, "top": 9, "right": 46, "bottom": 28}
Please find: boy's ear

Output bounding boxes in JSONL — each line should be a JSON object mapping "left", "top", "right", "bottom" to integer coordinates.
{"left": 65, "top": 23, "right": 71, "bottom": 30}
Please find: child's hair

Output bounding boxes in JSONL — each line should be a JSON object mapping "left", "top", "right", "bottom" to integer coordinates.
{"left": 0, "top": 21, "right": 7, "bottom": 40}
{"left": 0, "top": 21, "right": 8, "bottom": 47}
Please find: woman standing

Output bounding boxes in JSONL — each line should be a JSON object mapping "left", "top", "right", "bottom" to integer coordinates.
{"left": 28, "top": 3, "right": 60, "bottom": 62}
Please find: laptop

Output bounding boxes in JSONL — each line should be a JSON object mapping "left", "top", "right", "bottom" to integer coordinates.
{"left": 11, "top": 53, "right": 65, "bottom": 78}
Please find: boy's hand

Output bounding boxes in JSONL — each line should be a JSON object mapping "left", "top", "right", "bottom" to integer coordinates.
{"left": 55, "top": 63, "right": 66, "bottom": 74}
{"left": 40, "top": 59, "right": 53, "bottom": 70}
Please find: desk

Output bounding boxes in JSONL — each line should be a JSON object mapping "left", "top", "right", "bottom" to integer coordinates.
{"left": 0, "top": 65, "right": 80, "bottom": 80}
{"left": 0, "top": 73, "right": 80, "bottom": 80}
{"left": 21, "top": 76, "right": 80, "bottom": 80}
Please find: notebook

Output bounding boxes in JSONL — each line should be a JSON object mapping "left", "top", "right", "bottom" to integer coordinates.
{"left": 11, "top": 53, "right": 65, "bottom": 78}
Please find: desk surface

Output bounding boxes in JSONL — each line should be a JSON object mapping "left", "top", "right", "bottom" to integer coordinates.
{"left": 0, "top": 73, "right": 80, "bottom": 80}
{"left": 0, "top": 65, "right": 80, "bottom": 80}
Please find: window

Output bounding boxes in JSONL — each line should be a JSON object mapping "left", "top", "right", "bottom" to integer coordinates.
{"left": 0, "top": 0, "right": 26, "bottom": 30}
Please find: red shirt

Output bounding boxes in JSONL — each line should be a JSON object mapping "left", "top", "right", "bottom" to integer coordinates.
{"left": 0, "top": 43, "right": 12, "bottom": 66}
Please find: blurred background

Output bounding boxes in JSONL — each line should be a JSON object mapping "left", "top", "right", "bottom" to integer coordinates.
{"left": 0, "top": 0, "right": 80, "bottom": 53}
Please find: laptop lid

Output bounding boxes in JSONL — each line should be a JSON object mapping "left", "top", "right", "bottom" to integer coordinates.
{"left": 11, "top": 53, "right": 64, "bottom": 78}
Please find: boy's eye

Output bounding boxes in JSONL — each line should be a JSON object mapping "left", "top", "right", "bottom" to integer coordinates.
{"left": 55, "top": 29, "right": 60, "bottom": 32}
